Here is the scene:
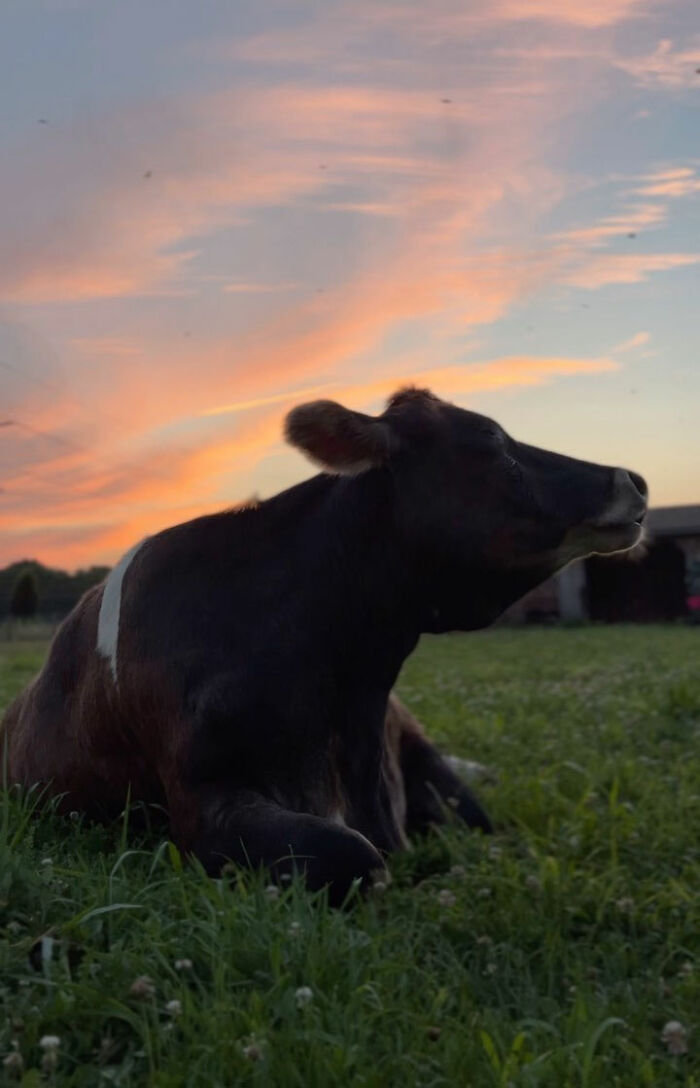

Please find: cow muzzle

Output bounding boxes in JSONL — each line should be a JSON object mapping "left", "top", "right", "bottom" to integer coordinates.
{"left": 586, "top": 467, "right": 648, "bottom": 554}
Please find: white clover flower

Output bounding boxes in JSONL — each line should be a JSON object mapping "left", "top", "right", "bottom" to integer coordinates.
{"left": 437, "top": 889, "right": 456, "bottom": 908}
{"left": 3, "top": 1048, "right": 24, "bottom": 1079}
{"left": 477, "top": 887, "right": 492, "bottom": 899}
{"left": 40, "top": 858, "right": 53, "bottom": 867}
{"left": 476, "top": 935, "right": 492, "bottom": 947}
{"left": 174, "top": 959, "right": 192, "bottom": 971}
{"left": 661, "top": 1021, "right": 688, "bottom": 1056}
{"left": 265, "top": 885, "right": 280, "bottom": 901}
{"left": 165, "top": 999, "right": 182, "bottom": 1017}
{"left": 295, "top": 986, "right": 314, "bottom": 1009}
{"left": 372, "top": 880, "right": 388, "bottom": 894}
{"left": 616, "top": 897, "right": 634, "bottom": 913}
{"left": 449, "top": 864, "right": 466, "bottom": 878}
{"left": 242, "top": 1041, "right": 264, "bottom": 1061}
{"left": 39, "top": 1037, "right": 60, "bottom": 1074}
{"left": 288, "top": 922, "right": 302, "bottom": 938}
{"left": 129, "top": 976, "right": 156, "bottom": 999}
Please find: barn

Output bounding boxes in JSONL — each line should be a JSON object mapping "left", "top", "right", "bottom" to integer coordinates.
{"left": 507, "top": 504, "right": 700, "bottom": 623}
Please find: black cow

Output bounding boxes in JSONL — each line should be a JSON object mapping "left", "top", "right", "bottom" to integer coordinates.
{"left": 1, "top": 388, "right": 647, "bottom": 903}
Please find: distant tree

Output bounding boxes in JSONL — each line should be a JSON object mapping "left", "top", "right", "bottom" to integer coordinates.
{"left": 0, "top": 560, "right": 109, "bottom": 620}
{"left": 9, "top": 569, "right": 39, "bottom": 619}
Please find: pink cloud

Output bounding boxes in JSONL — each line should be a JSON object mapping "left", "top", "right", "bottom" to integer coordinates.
{"left": 631, "top": 167, "right": 700, "bottom": 197}
{"left": 495, "top": 0, "right": 645, "bottom": 28}
{"left": 556, "top": 202, "right": 667, "bottom": 243}
{"left": 616, "top": 37, "right": 700, "bottom": 87}
{"left": 564, "top": 252, "right": 700, "bottom": 288}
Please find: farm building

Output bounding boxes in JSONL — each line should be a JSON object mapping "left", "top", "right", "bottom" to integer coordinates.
{"left": 507, "top": 504, "right": 700, "bottom": 623}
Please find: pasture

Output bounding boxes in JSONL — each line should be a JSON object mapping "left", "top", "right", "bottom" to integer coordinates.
{"left": 1, "top": 626, "right": 698, "bottom": 1086}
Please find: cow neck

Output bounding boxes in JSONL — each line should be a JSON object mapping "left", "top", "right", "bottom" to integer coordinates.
{"left": 313, "top": 468, "right": 421, "bottom": 684}
{"left": 415, "top": 550, "right": 563, "bottom": 634}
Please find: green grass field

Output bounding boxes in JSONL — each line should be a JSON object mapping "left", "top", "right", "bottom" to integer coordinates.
{"left": 1, "top": 627, "right": 698, "bottom": 1086}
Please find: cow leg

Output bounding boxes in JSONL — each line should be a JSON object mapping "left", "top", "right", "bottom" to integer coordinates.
{"left": 386, "top": 695, "right": 493, "bottom": 835}
{"left": 178, "top": 787, "right": 387, "bottom": 906}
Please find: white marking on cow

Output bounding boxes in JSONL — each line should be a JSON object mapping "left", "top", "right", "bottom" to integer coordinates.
{"left": 96, "top": 538, "right": 147, "bottom": 685}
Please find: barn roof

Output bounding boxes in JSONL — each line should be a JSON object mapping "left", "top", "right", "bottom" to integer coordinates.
{"left": 646, "top": 504, "right": 700, "bottom": 537}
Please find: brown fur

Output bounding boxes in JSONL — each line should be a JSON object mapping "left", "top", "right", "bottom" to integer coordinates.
{"left": 0, "top": 583, "right": 466, "bottom": 855}
{"left": 285, "top": 399, "right": 394, "bottom": 475}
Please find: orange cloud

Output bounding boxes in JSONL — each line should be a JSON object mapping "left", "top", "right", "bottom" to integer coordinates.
{"left": 613, "top": 331, "right": 650, "bottom": 353}
{"left": 0, "top": 409, "right": 284, "bottom": 566}
{"left": 0, "top": 351, "right": 619, "bottom": 569}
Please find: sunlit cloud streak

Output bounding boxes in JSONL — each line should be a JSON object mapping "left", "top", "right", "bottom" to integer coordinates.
{"left": 0, "top": 353, "right": 617, "bottom": 567}
{"left": 614, "top": 331, "right": 650, "bottom": 353}
{"left": 616, "top": 37, "right": 700, "bottom": 86}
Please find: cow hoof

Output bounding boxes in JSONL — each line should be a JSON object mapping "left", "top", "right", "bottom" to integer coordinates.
{"left": 450, "top": 788, "right": 493, "bottom": 834}
{"left": 271, "top": 825, "right": 387, "bottom": 907}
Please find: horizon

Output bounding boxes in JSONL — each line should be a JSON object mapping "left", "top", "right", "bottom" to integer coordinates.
{"left": 2, "top": 0, "right": 699, "bottom": 570}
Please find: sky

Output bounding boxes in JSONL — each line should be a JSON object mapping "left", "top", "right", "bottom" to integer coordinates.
{"left": 1, "top": 0, "right": 699, "bottom": 571}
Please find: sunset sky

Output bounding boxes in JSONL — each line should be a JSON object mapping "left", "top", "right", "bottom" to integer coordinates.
{"left": 1, "top": 0, "right": 699, "bottom": 571}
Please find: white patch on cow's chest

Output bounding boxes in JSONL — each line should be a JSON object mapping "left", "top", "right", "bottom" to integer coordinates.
{"left": 96, "top": 538, "right": 147, "bottom": 684}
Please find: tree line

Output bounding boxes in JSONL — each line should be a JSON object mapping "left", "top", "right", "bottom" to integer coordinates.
{"left": 0, "top": 560, "right": 110, "bottom": 621}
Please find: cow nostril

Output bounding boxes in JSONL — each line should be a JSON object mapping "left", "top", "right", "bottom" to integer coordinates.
{"left": 627, "top": 470, "right": 648, "bottom": 502}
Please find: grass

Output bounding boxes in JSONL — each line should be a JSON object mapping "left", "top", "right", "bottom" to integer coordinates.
{"left": 1, "top": 626, "right": 698, "bottom": 1086}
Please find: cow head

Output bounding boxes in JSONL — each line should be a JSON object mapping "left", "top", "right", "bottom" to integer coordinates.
{"left": 285, "top": 388, "right": 648, "bottom": 630}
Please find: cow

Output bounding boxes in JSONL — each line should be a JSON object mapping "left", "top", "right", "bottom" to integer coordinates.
{"left": 1, "top": 388, "right": 647, "bottom": 904}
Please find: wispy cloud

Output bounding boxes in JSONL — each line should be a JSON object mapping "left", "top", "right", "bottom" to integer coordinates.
{"left": 222, "top": 282, "right": 298, "bottom": 294}
{"left": 564, "top": 252, "right": 699, "bottom": 288}
{"left": 0, "top": 351, "right": 618, "bottom": 567}
{"left": 631, "top": 166, "right": 700, "bottom": 197}
{"left": 616, "top": 37, "right": 700, "bottom": 87}
{"left": 556, "top": 203, "right": 667, "bottom": 243}
{"left": 614, "top": 331, "right": 650, "bottom": 352}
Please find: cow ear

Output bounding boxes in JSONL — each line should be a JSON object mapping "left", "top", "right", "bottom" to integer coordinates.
{"left": 284, "top": 399, "right": 395, "bottom": 475}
